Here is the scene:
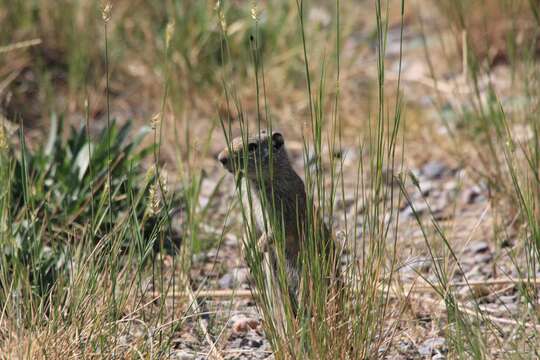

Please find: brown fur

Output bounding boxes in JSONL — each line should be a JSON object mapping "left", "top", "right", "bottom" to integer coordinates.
{"left": 218, "top": 130, "right": 340, "bottom": 309}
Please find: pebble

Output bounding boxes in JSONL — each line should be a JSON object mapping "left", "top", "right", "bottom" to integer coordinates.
{"left": 468, "top": 241, "right": 489, "bottom": 254}
{"left": 422, "top": 160, "right": 447, "bottom": 179}
{"left": 398, "top": 339, "right": 415, "bottom": 353}
{"left": 474, "top": 252, "right": 493, "bottom": 263}
{"left": 308, "top": 6, "right": 331, "bottom": 27}
{"left": 192, "top": 252, "right": 207, "bottom": 263}
{"left": 418, "top": 337, "right": 446, "bottom": 356}
{"left": 462, "top": 186, "right": 483, "bottom": 204}
{"left": 470, "top": 284, "right": 491, "bottom": 299}
{"left": 240, "top": 337, "right": 264, "bottom": 348}
{"left": 231, "top": 314, "right": 260, "bottom": 334}
{"left": 229, "top": 332, "right": 267, "bottom": 351}
{"left": 171, "top": 350, "right": 196, "bottom": 360}
{"left": 219, "top": 268, "right": 250, "bottom": 289}
{"left": 499, "top": 294, "right": 517, "bottom": 304}
{"left": 199, "top": 196, "right": 210, "bottom": 209}
{"left": 224, "top": 233, "right": 239, "bottom": 246}
{"left": 432, "top": 194, "right": 450, "bottom": 213}
{"left": 443, "top": 180, "right": 458, "bottom": 192}
{"left": 400, "top": 201, "right": 429, "bottom": 218}
{"left": 418, "top": 180, "right": 434, "bottom": 196}
{"left": 206, "top": 248, "right": 219, "bottom": 258}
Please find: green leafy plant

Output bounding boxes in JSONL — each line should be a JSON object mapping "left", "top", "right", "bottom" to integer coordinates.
{"left": 2, "top": 115, "right": 180, "bottom": 299}
{"left": 11, "top": 115, "right": 153, "bottom": 234}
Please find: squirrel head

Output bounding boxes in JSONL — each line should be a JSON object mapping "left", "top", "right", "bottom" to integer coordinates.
{"left": 218, "top": 130, "right": 287, "bottom": 181}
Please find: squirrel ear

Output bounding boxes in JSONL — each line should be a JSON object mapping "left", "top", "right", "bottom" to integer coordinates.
{"left": 272, "top": 132, "right": 284, "bottom": 149}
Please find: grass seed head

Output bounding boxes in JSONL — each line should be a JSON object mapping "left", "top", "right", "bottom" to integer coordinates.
{"left": 151, "top": 113, "right": 161, "bottom": 130}
{"left": 166, "top": 20, "right": 175, "bottom": 50}
{"left": 102, "top": 2, "right": 112, "bottom": 22}
{"left": 251, "top": 1, "right": 258, "bottom": 21}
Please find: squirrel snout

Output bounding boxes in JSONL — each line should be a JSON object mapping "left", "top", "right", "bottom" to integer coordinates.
{"left": 218, "top": 150, "right": 229, "bottom": 166}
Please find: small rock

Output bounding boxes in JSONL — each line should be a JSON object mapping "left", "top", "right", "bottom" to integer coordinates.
{"left": 474, "top": 252, "right": 493, "bottom": 263}
{"left": 418, "top": 337, "right": 446, "bottom": 356}
{"left": 499, "top": 294, "right": 517, "bottom": 304}
{"left": 224, "top": 233, "right": 239, "bottom": 247}
{"left": 218, "top": 273, "right": 234, "bottom": 289}
{"left": 192, "top": 252, "right": 207, "bottom": 263}
{"left": 422, "top": 161, "right": 447, "bottom": 179}
{"left": 470, "top": 284, "right": 491, "bottom": 298}
{"left": 309, "top": 6, "right": 331, "bottom": 27}
{"left": 432, "top": 194, "right": 450, "bottom": 213}
{"left": 433, "top": 209, "right": 453, "bottom": 221}
{"left": 398, "top": 339, "right": 415, "bottom": 353}
{"left": 206, "top": 248, "right": 218, "bottom": 258}
{"left": 239, "top": 337, "right": 264, "bottom": 348}
{"left": 401, "top": 201, "right": 429, "bottom": 218}
{"left": 219, "top": 268, "right": 250, "bottom": 289}
{"left": 171, "top": 350, "right": 196, "bottom": 360}
{"left": 468, "top": 241, "right": 489, "bottom": 254}
{"left": 198, "top": 196, "right": 210, "bottom": 209}
{"left": 462, "top": 185, "right": 485, "bottom": 204}
{"left": 230, "top": 314, "right": 260, "bottom": 335}
{"left": 443, "top": 180, "right": 458, "bottom": 192}
{"left": 418, "top": 180, "right": 434, "bottom": 197}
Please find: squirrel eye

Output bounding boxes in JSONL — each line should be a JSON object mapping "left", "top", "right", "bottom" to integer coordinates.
{"left": 248, "top": 143, "right": 258, "bottom": 152}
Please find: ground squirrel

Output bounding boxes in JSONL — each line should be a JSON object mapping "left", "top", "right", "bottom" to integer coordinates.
{"left": 218, "top": 130, "right": 339, "bottom": 311}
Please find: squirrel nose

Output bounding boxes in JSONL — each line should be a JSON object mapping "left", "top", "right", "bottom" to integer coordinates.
{"left": 218, "top": 151, "right": 228, "bottom": 166}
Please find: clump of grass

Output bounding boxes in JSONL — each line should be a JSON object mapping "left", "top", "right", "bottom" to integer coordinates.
{"left": 0, "top": 108, "right": 187, "bottom": 356}
{"left": 218, "top": 0, "right": 406, "bottom": 358}
{"left": 0, "top": 1, "right": 204, "bottom": 354}
{"left": 0, "top": 119, "right": 188, "bottom": 357}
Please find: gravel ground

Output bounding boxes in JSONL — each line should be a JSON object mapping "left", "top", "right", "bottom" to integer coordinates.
{"left": 172, "top": 147, "right": 530, "bottom": 359}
